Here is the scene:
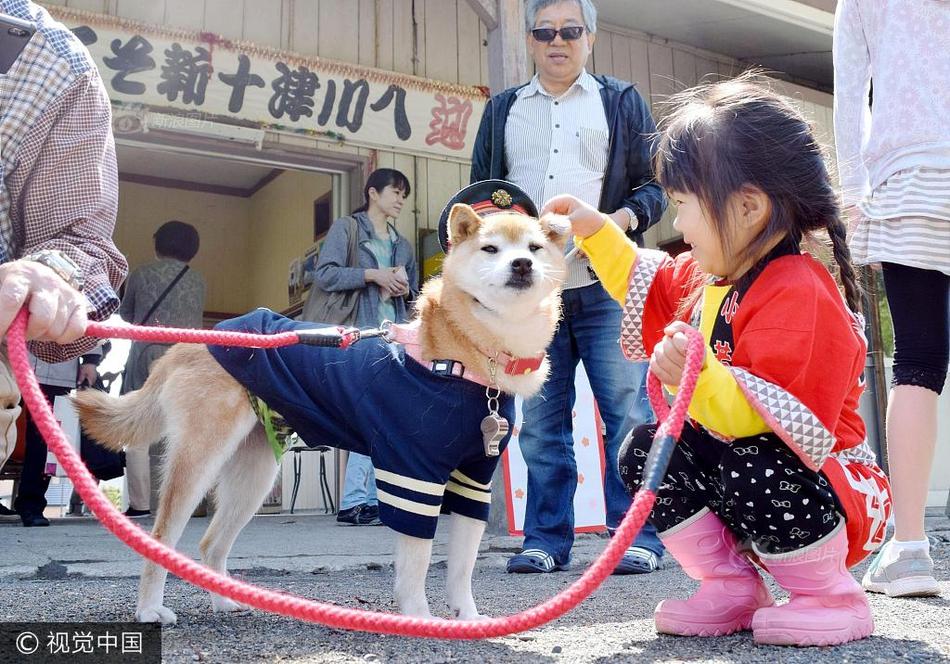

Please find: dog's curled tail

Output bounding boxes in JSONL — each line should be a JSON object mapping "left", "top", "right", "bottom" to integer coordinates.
{"left": 72, "top": 386, "right": 164, "bottom": 453}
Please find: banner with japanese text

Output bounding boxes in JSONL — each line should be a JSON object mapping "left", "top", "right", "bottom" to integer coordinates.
{"left": 48, "top": 7, "right": 488, "bottom": 160}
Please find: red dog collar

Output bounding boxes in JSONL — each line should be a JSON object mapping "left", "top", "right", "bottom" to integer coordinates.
{"left": 388, "top": 322, "right": 545, "bottom": 381}
{"left": 492, "top": 350, "right": 545, "bottom": 376}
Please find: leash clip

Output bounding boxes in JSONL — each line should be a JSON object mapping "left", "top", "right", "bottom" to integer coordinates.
{"left": 296, "top": 326, "right": 358, "bottom": 348}
{"left": 362, "top": 320, "right": 393, "bottom": 342}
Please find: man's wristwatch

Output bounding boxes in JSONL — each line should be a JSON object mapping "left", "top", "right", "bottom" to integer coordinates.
{"left": 621, "top": 207, "right": 639, "bottom": 233}
{"left": 22, "top": 249, "right": 85, "bottom": 292}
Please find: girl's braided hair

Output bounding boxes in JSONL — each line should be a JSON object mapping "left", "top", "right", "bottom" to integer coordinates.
{"left": 655, "top": 73, "right": 861, "bottom": 313}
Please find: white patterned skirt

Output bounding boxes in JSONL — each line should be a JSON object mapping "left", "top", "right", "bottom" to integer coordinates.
{"left": 850, "top": 167, "right": 950, "bottom": 276}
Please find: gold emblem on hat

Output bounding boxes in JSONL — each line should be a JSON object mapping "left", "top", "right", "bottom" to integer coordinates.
{"left": 491, "top": 189, "right": 513, "bottom": 208}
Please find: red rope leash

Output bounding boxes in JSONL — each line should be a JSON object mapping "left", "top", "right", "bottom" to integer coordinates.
{"left": 8, "top": 310, "right": 704, "bottom": 638}
{"left": 84, "top": 319, "right": 363, "bottom": 349}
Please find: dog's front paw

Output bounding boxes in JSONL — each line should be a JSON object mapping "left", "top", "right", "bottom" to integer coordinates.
{"left": 452, "top": 608, "right": 489, "bottom": 621}
{"left": 136, "top": 605, "right": 177, "bottom": 625}
{"left": 211, "top": 596, "right": 250, "bottom": 614}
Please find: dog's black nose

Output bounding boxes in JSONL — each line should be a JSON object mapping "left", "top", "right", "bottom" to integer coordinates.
{"left": 511, "top": 257, "right": 533, "bottom": 276}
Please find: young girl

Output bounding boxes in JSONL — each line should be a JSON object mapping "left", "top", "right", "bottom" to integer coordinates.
{"left": 543, "top": 77, "right": 891, "bottom": 647}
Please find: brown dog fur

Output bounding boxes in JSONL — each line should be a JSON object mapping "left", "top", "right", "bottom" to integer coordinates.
{"left": 74, "top": 204, "right": 567, "bottom": 624}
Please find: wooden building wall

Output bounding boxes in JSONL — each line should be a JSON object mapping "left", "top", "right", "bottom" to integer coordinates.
{"left": 43, "top": 0, "right": 834, "bottom": 249}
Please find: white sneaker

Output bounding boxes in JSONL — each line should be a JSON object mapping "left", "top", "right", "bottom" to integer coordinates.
{"left": 862, "top": 546, "right": 940, "bottom": 597}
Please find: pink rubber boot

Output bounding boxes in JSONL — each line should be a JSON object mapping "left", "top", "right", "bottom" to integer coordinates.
{"left": 655, "top": 510, "right": 774, "bottom": 636}
{"left": 752, "top": 524, "right": 874, "bottom": 646}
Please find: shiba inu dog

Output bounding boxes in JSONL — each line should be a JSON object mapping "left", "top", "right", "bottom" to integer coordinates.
{"left": 75, "top": 182, "right": 568, "bottom": 624}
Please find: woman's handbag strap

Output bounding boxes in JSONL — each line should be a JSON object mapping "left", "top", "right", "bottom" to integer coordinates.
{"left": 137, "top": 265, "right": 190, "bottom": 326}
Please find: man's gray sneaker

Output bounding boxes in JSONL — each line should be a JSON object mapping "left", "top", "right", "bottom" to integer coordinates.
{"left": 862, "top": 547, "right": 941, "bottom": 597}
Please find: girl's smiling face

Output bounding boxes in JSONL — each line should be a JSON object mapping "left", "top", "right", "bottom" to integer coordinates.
{"left": 671, "top": 191, "right": 730, "bottom": 278}
{"left": 671, "top": 188, "right": 774, "bottom": 281}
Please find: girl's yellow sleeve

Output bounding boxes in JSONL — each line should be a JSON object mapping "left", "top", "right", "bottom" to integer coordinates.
{"left": 578, "top": 222, "right": 769, "bottom": 439}
{"left": 573, "top": 220, "right": 637, "bottom": 305}
{"left": 688, "top": 349, "right": 770, "bottom": 438}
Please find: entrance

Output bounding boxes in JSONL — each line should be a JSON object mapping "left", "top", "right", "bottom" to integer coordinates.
{"left": 110, "top": 127, "right": 363, "bottom": 514}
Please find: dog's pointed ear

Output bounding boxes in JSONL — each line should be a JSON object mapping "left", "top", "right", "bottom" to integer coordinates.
{"left": 448, "top": 204, "right": 482, "bottom": 247}
{"left": 538, "top": 213, "right": 571, "bottom": 251}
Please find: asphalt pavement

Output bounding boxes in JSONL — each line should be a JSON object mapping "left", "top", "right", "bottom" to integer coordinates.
{"left": 1, "top": 507, "right": 948, "bottom": 663}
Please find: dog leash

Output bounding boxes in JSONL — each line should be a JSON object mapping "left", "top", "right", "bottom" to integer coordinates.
{"left": 8, "top": 309, "right": 704, "bottom": 639}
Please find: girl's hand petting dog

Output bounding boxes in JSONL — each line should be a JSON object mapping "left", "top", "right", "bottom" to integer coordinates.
{"left": 651, "top": 321, "right": 704, "bottom": 388}
{"left": 541, "top": 194, "right": 609, "bottom": 239}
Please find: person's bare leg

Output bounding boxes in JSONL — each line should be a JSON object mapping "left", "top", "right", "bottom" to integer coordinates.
{"left": 887, "top": 385, "right": 938, "bottom": 541}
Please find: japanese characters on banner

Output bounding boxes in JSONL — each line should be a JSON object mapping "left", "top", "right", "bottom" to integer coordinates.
{"left": 503, "top": 365, "right": 608, "bottom": 535}
{"left": 48, "top": 7, "right": 487, "bottom": 160}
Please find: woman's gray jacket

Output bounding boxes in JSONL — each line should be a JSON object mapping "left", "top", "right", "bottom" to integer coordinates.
{"left": 312, "top": 211, "right": 418, "bottom": 328}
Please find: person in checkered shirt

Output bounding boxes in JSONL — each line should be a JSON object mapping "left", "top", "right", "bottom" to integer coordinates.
{"left": 0, "top": 0, "right": 127, "bottom": 471}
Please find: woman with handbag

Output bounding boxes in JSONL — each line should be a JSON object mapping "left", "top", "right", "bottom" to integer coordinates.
{"left": 305, "top": 168, "right": 417, "bottom": 526}
{"left": 119, "top": 221, "right": 205, "bottom": 518}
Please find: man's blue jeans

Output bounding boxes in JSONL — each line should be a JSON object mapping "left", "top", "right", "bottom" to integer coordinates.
{"left": 519, "top": 283, "right": 664, "bottom": 565}
{"left": 340, "top": 451, "right": 378, "bottom": 510}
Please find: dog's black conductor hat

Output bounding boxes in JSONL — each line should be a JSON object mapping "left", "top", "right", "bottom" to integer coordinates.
{"left": 437, "top": 180, "right": 538, "bottom": 252}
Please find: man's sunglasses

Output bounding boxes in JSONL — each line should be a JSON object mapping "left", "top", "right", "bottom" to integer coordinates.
{"left": 531, "top": 26, "right": 585, "bottom": 42}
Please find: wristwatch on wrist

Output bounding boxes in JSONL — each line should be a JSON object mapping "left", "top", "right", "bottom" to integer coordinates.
{"left": 621, "top": 207, "right": 639, "bottom": 233}
{"left": 22, "top": 249, "right": 85, "bottom": 292}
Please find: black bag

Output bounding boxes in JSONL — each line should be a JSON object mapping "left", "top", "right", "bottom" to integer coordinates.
{"left": 79, "top": 375, "right": 125, "bottom": 481}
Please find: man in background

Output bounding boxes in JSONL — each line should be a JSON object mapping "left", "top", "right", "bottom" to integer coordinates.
{"left": 470, "top": 0, "right": 667, "bottom": 574}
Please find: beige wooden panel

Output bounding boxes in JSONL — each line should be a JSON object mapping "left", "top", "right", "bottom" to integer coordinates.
{"left": 42, "top": 0, "right": 67, "bottom": 5}
{"left": 414, "top": 0, "right": 427, "bottom": 78}
{"left": 410, "top": 156, "right": 429, "bottom": 231}
{"left": 694, "top": 55, "right": 719, "bottom": 84}
{"left": 820, "top": 105, "right": 836, "bottom": 156}
{"left": 318, "top": 0, "right": 360, "bottom": 64}
{"left": 671, "top": 48, "right": 697, "bottom": 91}
{"left": 609, "top": 32, "right": 632, "bottom": 82}
{"left": 317, "top": 137, "right": 361, "bottom": 157}
{"left": 591, "top": 29, "right": 611, "bottom": 75}
{"left": 358, "top": 0, "right": 376, "bottom": 67}
{"left": 628, "top": 37, "right": 650, "bottom": 97}
{"left": 115, "top": 0, "right": 164, "bottom": 24}
{"left": 644, "top": 41, "right": 679, "bottom": 248}
{"left": 204, "top": 0, "right": 245, "bottom": 41}
{"left": 641, "top": 217, "right": 660, "bottom": 248}
{"left": 163, "top": 0, "right": 204, "bottom": 31}
{"left": 374, "top": 149, "right": 396, "bottom": 171}
{"left": 425, "top": 159, "right": 460, "bottom": 231}
{"left": 243, "top": 0, "right": 283, "bottom": 50}
{"left": 424, "top": 0, "right": 457, "bottom": 83}
{"left": 718, "top": 59, "right": 737, "bottom": 79}
{"left": 289, "top": 0, "right": 319, "bottom": 56}
{"left": 457, "top": 0, "right": 483, "bottom": 87}
{"left": 67, "top": 0, "right": 110, "bottom": 12}
{"left": 642, "top": 202, "right": 679, "bottom": 248}
{"left": 647, "top": 42, "right": 674, "bottom": 114}
{"left": 392, "top": 0, "right": 416, "bottom": 75}
{"left": 479, "top": 20, "right": 490, "bottom": 87}
{"left": 393, "top": 151, "right": 416, "bottom": 192}
{"left": 375, "top": 0, "right": 394, "bottom": 71}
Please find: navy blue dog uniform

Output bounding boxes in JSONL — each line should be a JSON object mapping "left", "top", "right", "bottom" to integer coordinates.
{"left": 208, "top": 308, "right": 514, "bottom": 539}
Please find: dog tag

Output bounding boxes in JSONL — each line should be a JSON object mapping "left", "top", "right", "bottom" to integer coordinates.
{"left": 480, "top": 413, "right": 509, "bottom": 457}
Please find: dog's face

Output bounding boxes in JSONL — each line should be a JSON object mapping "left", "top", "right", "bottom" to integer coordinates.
{"left": 442, "top": 204, "right": 568, "bottom": 315}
